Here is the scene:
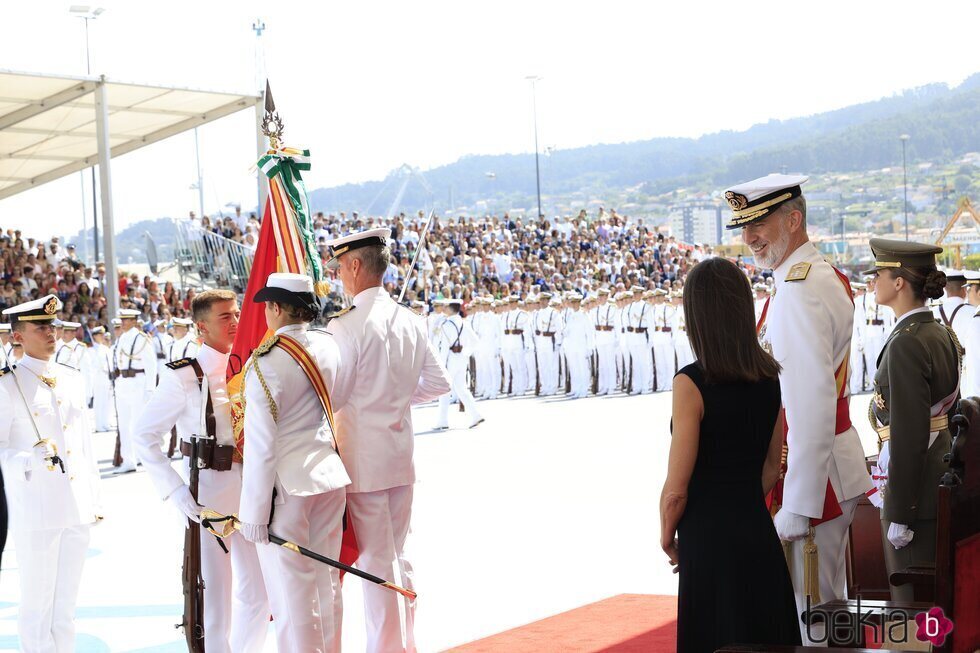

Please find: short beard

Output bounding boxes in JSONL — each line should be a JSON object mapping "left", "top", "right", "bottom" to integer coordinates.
{"left": 757, "top": 227, "right": 791, "bottom": 270}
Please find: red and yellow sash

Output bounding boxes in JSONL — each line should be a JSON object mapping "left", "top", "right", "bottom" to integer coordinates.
{"left": 274, "top": 333, "right": 337, "bottom": 437}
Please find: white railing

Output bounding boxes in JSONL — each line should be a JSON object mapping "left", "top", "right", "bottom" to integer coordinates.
{"left": 173, "top": 219, "right": 255, "bottom": 293}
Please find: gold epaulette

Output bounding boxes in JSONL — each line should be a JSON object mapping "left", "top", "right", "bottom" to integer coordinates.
{"left": 166, "top": 357, "right": 195, "bottom": 370}
{"left": 326, "top": 306, "right": 355, "bottom": 321}
{"left": 254, "top": 335, "right": 280, "bottom": 357}
{"left": 784, "top": 262, "right": 811, "bottom": 282}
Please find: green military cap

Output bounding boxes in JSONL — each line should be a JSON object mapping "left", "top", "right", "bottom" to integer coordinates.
{"left": 862, "top": 238, "right": 943, "bottom": 276}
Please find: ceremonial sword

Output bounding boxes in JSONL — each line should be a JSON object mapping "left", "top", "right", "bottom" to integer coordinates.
{"left": 200, "top": 509, "right": 417, "bottom": 600}
{"left": 397, "top": 209, "right": 437, "bottom": 305}
{"left": 0, "top": 344, "right": 65, "bottom": 473}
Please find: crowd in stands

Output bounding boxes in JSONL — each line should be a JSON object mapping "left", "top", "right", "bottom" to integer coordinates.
{"left": 2, "top": 207, "right": 746, "bottom": 334}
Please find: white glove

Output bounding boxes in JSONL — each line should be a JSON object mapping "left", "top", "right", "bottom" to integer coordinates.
{"left": 878, "top": 440, "right": 890, "bottom": 475}
{"left": 167, "top": 485, "right": 202, "bottom": 524}
{"left": 774, "top": 509, "right": 810, "bottom": 542}
{"left": 28, "top": 441, "right": 56, "bottom": 473}
{"left": 239, "top": 522, "right": 269, "bottom": 545}
{"left": 887, "top": 522, "right": 914, "bottom": 550}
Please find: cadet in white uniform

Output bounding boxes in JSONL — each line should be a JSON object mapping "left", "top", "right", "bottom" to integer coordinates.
{"left": 849, "top": 283, "right": 868, "bottom": 394}
{"left": 434, "top": 299, "right": 484, "bottom": 429}
{"left": 0, "top": 323, "right": 13, "bottom": 359}
{"left": 862, "top": 288, "right": 893, "bottom": 388}
{"left": 562, "top": 294, "right": 594, "bottom": 398}
{"left": 672, "top": 291, "right": 695, "bottom": 370}
{"left": 152, "top": 319, "right": 174, "bottom": 364}
{"left": 168, "top": 317, "right": 200, "bottom": 361}
{"left": 651, "top": 289, "right": 676, "bottom": 392}
{"left": 960, "top": 271, "right": 980, "bottom": 398}
{"left": 501, "top": 297, "right": 531, "bottom": 395}
{"left": 133, "top": 289, "right": 269, "bottom": 653}
{"left": 325, "top": 228, "right": 451, "bottom": 653}
{"left": 470, "top": 299, "right": 501, "bottom": 399}
{"left": 592, "top": 291, "right": 619, "bottom": 395}
{"left": 731, "top": 174, "right": 872, "bottom": 642}
{"left": 53, "top": 321, "right": 86, "bottom": 371}
{"left": 0, "top": 295, "right": 102, "bottom": 653}
{"left": 87, "top": 326, "right": 116, "bottom": 432}
{"left": 114, "top": 309, "right": 158, "bottom": 473}
{"left": 238, "top": 274, "right": 351, "bottom": 653}
{"left": 534, "top": 294, "right": 564, "bottom": 395}
{"left": 934, "top": 270, "right": 971, "bottom": 349}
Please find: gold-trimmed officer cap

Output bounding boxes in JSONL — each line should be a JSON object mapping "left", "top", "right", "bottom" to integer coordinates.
{"left": 964, "top": 270, "right": 980, "bottom": 286}
{"left": 1, "top": 294, "right": 62, "bottom": 323}
{"left": 724, "top": 173, "right": 808, "bottom": 230}
{"left": 861, "top": 238, "right": 943, "bottom": 276}
{"left": 0, "top": 323, "right": 10, "bottom": 333}
{"left": 324, "top": 227, "right": 390, "bottom": 271}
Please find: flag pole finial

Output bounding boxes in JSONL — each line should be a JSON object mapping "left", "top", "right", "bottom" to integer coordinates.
{"left": 261, "top": 79, "right": 284, "bottom": 149}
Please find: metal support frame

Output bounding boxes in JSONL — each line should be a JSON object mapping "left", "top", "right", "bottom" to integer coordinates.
{"left": 256, "top": 93, "right": 267, "bottom": 215}
{"left": 93, "top": 78, "right": 119, "bottom": 316}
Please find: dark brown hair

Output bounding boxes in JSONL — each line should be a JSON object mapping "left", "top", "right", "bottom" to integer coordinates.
{"left": 887, "top": 267, "right": 946, "bottom": 301}
{"left": 683, "top": 258, "right": 781, "bottom": 384}
{"left": 191, "top": 288, "right": 237, "bottom": 323}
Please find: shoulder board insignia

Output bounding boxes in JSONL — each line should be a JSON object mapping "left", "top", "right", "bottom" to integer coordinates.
{"left": 784, "top": 262, "right": 811, "bottom": 282}
{"left": 165, "top": 357, "right": 196, "bottom": 370}
{"left": 254, "top": 335, "right": 280, "bottom": 357}
{"left": 326, "top": 306, "right": 355, "bottom": 321}
{"left": 0, "top": 365, "right": 9, "bottom": 377}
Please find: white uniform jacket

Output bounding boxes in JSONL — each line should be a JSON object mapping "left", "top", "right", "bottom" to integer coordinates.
{"left": 328, "top": 287, "right": 452, "bottom": 493}
{"left": 132, "top": 344, "right": 242, "bottom": 514}
{"left": 115, "top": 326, "right": 158, "bottom": 393}
{"left": 0, "top": 356, "right": 101, "bottom": 531}
{"left": 239, "top": 324, "right": 351, "bottom": 525}
{"left": 764, "top": 242, "right": 873, "bottom": 519}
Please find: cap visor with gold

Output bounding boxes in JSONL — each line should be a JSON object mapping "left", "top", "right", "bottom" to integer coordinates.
{"left": 724, "top": 173, "right": 809, "bottom": 230}
{"left": 861, "top": 237, "right": 943, "bottom": 276}
{"left": 324, "top": 227, "right": 390, "bottom": 271}
{"left": 1, "top": 294, "right": 62, "bottom": 323}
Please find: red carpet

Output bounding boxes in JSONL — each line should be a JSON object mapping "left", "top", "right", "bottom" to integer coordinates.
{"left": 446, "top": 594, "right": 678, "bottom": 652}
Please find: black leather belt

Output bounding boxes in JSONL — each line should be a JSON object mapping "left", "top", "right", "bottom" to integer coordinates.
{"left": 118, "top": 369, "right": 144, "bottom": 378}
{"left": 180, "top": 440, "right": 234, "bottom": 471}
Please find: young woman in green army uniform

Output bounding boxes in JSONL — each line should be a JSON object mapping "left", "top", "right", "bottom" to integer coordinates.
{"left": 864, "top": 237, "right": 961, "bottom": 602}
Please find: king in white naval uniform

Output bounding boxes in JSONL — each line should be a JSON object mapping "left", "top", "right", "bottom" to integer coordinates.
{"left": 325, "top": 228, "right": 451, "bottom": 653}
{"left": 731, "top": 174, "right": 872, "bottom": 641}
{"left": 239, "top": 274, "right": 351, "bottom": 653}
{"left": 0, "top": 295, "right": 102, "bottom": 653}
{"left": 132, "top": 289, "right": 268, "bottom": 653}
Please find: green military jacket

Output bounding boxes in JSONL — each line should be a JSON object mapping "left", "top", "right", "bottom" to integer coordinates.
{"left": 872, "top": 309, "right": 960, "bottom": 525}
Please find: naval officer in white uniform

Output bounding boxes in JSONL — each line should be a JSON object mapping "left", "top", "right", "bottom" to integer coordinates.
{"left": 731, "top": 173, "right": 872, "bottom": 641}
{"left": 114, "top": 308, "right": 157, "bottom": 472}
{"left": 132, "top": 289, "right": 268, "bottom": 653}
{"left": 324, "top": 228, "right": 451, "bottom": 653}
{"left": 434, "top": 299, "right": 484, "bottom": 430}
{"left": 238, "top": 273, "right": 351, "bottom": 653}
{"left": 0, "top": 294, "right": 102, "bottom": 653}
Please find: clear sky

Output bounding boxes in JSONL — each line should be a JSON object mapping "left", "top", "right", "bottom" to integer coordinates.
{"left": 1, "top": 0, "right": 977, "bottom": 239}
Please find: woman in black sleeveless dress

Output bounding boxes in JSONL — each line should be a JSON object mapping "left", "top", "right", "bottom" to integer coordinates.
{"left": 660, "top": 258, "right": 801, "bottom": 652}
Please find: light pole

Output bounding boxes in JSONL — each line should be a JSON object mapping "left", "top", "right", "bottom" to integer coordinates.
{"left": 70, "top": 5, "right": 104, "bottom": 264}
{"left": 192, "top": 127, "right": 205, "bottom": 219}
{"left": 900, "top": 134, "right": 910, "bottom": 241}
{"left": 253, "top": 19, "right": 267, "bottom": 93}
{"left": 525, "top": 75, "right": 543, "bottom": 220}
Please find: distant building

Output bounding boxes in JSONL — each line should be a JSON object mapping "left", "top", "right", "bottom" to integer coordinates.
{"left": 669, "top": 204, "right": 722, "bottom": 245}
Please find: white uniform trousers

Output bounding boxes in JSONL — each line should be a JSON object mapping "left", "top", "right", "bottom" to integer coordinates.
{"left": 500, "top": 347, "right": 527, "bottom": 395}
{"left": 347, "top": 485, "right": 416, "bottom": 653}
{"left": 524, "top": 349, "right": 537, "bottom": 391}
{"left": 596, "top": 344, "right": 617, "bottom": 395}
{"left": 565, "top": 349, "right": 590, "bottom": 398}
{"left": 114, "top": 376, "right": 145, "bottom": 465}
{"left": 256, "top": 488, "right": 346, "bottom": 653}
{"left": 485, "top": 352, "right": 501, "bottom": 399}
{"left": 789, "top": 496, "right": 859, "bottom": 644}
{"left": 674, "top": 333, "right": 695, "bottom": 370}
{"left": 201, "top": 528, "right": 268, "bottom": 652}
{"left": 92, "top": 377, "right": 115, "bottom": 432}
{"left": 473, "top": 349, "right": 492, "bottom": 398}
{"left": 651, "top": 333, "right": 675, "bottom": 392}
{"left": 849, "top": 338, "right": 866, "bottom": 394}
{"left": 535, "top": 337, "right": 560, "bottom": 395}
{"left": 14, "top": 524, "right": 91, "bottom": 653}
{"left": 437, "top": 355, "right": 483, "bottom": 428}
{"left": 627, "top": 334, "right": 653, "bottom": 394}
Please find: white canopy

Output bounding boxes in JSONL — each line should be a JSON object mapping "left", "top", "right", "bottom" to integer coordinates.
{"left": 0, "top": 69, "right": 263, "bottom": 314}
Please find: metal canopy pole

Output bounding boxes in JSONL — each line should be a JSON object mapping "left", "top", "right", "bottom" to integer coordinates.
{"left": 94, "top": 77, "right": 119, "bottom": 316}
{"left": 256, "top": 96, "right": 267, "bottom": 216}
